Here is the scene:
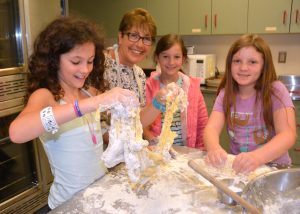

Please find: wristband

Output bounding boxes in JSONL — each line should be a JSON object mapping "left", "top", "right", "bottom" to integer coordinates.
{"left": 152, "top": 97, "right": 166, "bottom": 113}
{"left": 40, "top": 107, "right": 59, "bottom": 134}
{"left": 74, "top": 100, "right": 83, "bottom": 117}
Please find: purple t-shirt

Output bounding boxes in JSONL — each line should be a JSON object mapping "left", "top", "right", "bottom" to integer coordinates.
{"left": 213, "top": 81, "right": 294, "bottom": 166}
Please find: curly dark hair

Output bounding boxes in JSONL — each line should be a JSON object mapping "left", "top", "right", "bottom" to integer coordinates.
{"left": 26, "top": 16, "right": 107, "bottom": 103}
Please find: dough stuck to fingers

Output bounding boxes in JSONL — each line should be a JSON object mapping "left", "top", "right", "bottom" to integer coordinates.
{"left": 102, "top": 83, "right": 187, "bottom": 185}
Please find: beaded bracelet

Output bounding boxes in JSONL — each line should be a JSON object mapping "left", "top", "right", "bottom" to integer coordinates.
{"left": 152, "top": 97, "right": 166, "bottom": 113}
{"left": 74, "top": 100, "right": 83, "bottom": 117}
{"left": 40, "top": 107, "right": 59, "bottom": 134}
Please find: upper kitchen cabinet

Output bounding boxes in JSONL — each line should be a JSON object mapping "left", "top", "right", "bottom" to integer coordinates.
{"left": 248, "top": 0, "right": 292, "bottom": 34}
{"left": 69, "top": 0, "right": 147, "bottom": 38}
{"left": 147, "top": 0, "right": 178, "bottom": 35}
{"left": 211, "top": 0, "right": 248, "bottom": 34}
{"left": 290, "top": 0, "right": 300, "bottom": 33}
{"left": 179, "top": 0, "right": 211, "bottom": 35}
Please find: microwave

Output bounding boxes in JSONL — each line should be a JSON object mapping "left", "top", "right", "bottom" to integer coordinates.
{"left": 185, "top": 54, "right": 216, "bottom": 85}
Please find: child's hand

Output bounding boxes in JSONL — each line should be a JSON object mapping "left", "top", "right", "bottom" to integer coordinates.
{"left": 154, "top": 83, "right": 180, "bottom": 104}
{"left": 232, "top": 152, "right": 261, "bottom": 174}
{"left": 205, "top": 148, "right": 227, "bottom": 168}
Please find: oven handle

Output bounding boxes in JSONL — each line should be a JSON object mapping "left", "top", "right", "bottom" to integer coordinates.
{"left": 0, "top": 66, "right": 25, "bottom": 76}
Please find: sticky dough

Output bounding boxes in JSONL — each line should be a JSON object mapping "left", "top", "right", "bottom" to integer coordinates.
{"left": 101, "top": 83, "right": 187, "bottom": 183}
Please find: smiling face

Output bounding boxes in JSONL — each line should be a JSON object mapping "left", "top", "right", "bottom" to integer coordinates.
{"left": 58, "top": 42, "right": 95, "bottom": 90}
{"left": 157, "top": 43, "right": 184, "bottom": 83}
{"left": 231, "top": 46, "right": 264, "bottom": 92}
{"left": 118, "top": 26, "right": 153, "bottom": 67}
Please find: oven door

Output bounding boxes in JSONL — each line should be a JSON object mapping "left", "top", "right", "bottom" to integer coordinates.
{"left": 0, "top": 112, "right": 38, "bottom": 203}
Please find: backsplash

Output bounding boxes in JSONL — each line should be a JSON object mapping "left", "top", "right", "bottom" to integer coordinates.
{"left": 182, "top": 34, "right": 300, "bottom": 76}
{"left": 106, "top": 34, "right": 300, "bottom": 76}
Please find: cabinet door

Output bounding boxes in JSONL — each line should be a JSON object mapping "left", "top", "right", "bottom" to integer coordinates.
{"left": 212, "top": 0, "right": 248, "bottom": 34}
{"left": 290, "top": 0, "right": 300, "bottom": 33}
{"left": 147, "top": 0, "right": 178, "bottom": 35}
{"left": 179, "top": 0, "right": 211, "bottom": 35}
{"left": 69, "top": 0, "right": 147, "bottom": 38}
{"left": 248, "top": 0, "right": 292, "bottom": 34}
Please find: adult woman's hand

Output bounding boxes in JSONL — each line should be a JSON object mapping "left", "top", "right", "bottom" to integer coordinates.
{"left": 96, "top": 87, "right": 139, "bottom": 111}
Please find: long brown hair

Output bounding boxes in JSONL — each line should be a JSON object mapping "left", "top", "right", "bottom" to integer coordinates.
{"left": 26, "top": 16, "right": 107, "bottom": 103}
{"left": 218, "top": 34, "right": 277, "bottom": 133}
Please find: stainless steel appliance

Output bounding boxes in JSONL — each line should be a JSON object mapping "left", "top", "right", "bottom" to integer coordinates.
{"left": 278, "top": 75, "right": 300, "bottom": 165}
{"left": 0, "top": 0, "right": 53, "bottom": 213}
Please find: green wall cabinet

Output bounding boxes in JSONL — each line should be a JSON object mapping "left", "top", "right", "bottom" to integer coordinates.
{"left": 69, "top": 0, "right": 300, "bottom": 39}
{"left": 179, "top": 0, "right": 211, "bottom": 35}
{"left": 69, "top": 0, "right": 147, "bottom": 38}
{"left": 290, "top": 0, "right": 300, "bottom": 33}
{"left": 179, "top": 0, "right": 248, "bottom": 35}
{"left": 248, "top": 0, "right": 292, "bottom": 34}
{"left": 147, "top": 0, "right": 179, "bottom": 35}
{"left": 211, "top": 0, "right": 248, "bottom": 35}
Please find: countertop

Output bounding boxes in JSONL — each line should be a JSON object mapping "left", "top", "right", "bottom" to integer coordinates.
{"left": 200, "top": 85, "right": 218, "bottom": 94}
{"left": 49, "top": 146, "right": 244, "bottom": 214}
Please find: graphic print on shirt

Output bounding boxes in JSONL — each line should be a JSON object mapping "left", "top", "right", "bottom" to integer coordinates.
{"left": 229, "top": 111, "right": 269, "bottom": 153}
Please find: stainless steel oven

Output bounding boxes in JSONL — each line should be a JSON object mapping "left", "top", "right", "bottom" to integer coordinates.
{"left": 0, "top": 0, "right": 53, "bottom": 213}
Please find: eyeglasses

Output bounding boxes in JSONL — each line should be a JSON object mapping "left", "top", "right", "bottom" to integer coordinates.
{"left": 125, "top": 32, "right": 154, "bottom": 46}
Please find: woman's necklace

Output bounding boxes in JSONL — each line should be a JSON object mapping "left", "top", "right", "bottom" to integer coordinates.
{"left": 64, "top": 89, "right": 97, "bottom": 145}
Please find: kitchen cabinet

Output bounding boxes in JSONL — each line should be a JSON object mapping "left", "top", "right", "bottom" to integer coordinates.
{"left": 211, "top": 0, "right": 248, "bottom": 35}
{"left": 290, "top": 0, "right": 300, "bottom": 33}
{"left": 147, "top": 0, "right": 178, "bottom": 35}
{"left": 179, "top": 0, "right": 247, "bottom": 35}
{"left": 202, "top": 90, "right": 230, "bottom": 152}
{"left": 69, "top": 0, "right": 147, "bottom": 37}
{"left": 248, "top": 0, "right": 292, "bottom": 34}
{"left": 179, "top": 0, "right": 211, "bottom": 35}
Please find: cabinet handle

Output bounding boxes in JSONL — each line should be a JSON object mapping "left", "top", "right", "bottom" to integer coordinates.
{"left": 295, "top": 148, "right": 300, "bottom": 152}
{"left": 283, "top": 10, "right": 287, "bottom": 24}
{"left": 297, "top": 123, "right": 300, "bottom": 128}
{"left": 296, "top": 9, "right": 299, "bottom": 24}
{"left": 214, "top": 14, "right": 217, "bottom": 28}
{"left": 205, "top": 15, "right": 208, "bottom": 28}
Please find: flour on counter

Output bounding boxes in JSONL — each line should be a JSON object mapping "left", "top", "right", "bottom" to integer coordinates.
{"left": 77, "top": 152, "right": 242, "bottom": 214}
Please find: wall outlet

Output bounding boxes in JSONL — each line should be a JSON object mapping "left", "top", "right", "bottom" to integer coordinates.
{"left": 278, "top": 51, "right": 287, "bottom": 63}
